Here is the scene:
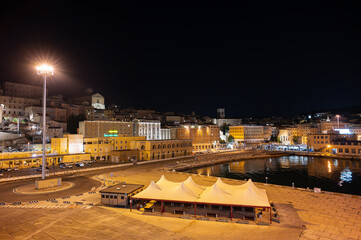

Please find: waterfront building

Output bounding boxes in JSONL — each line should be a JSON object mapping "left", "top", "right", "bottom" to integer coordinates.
{"left": 171, "top": 124, "right": 220, "bottom": 151}
{"left": 78, "top": 120, "right": 134, "bottom": 138}
{"left": 278, "top": 129, "right": 291, "bottom": 145}
{"left": 133, "top": 119, "right": 161, "bottom": 140}
{"left": 160, "top": 128, "right": 171, "bottom": 140}
{"left": 129, "top": 139, "right": 192, "bottom": 160}
{"left": 109, "top": 150, "right": 140, "bottom": 163}
{"left": 229, "top": 125, "right": 265, "bottom": 144}
{"left": 0, "top": 134, "right": 90, "bottom": 169}
{"left": 307, "top": 133, "right": 357, "bottom": 153}
{"left": 83, "top": 136, "right": 146, "bottom": 160}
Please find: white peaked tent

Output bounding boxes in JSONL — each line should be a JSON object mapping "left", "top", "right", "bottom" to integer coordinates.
{"left": 156, "top": 175, "right": 180, "bottom": 188}
{"left": 183, "top": 176, "right": 205, "bottom": 196}
{"left": 197, "top": 183, "right": 232, "bottom": 205}
{"left": 134, "top": 176, "right": 198, "bottom": 202}
{"left": 215, "top": 178, "right": 268, "bottom": 200}
{"left": 132, "top": 181, "right": 164, "bottom": 200}
{"left": 131, "top": 176, "right": 272, "bottom": 222}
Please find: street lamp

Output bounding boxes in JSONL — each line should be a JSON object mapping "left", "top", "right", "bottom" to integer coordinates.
{"left": 36, "top": 64, "right": 54, "bottom": 180}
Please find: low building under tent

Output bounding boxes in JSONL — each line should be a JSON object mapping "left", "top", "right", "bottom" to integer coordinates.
{"left": 131, "top": 175, "right": 272, "bottom": 223}
{"left": 100, "top": 183, "right": 144, "bottom": 207}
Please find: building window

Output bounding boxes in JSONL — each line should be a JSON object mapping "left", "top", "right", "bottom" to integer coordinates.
{"left": 102, "top": 195, "right": 105, "bottom": 198}
{"left": 345, "top": 148, "right": 349, "bottom": 153}
{"left": 106, "top": 195, "right": 109, "bottom": 198}
{"left": 121, "top": 196, "right": 124, "bottom": 200}
{"left": 352, "top": 149, "right": 356, "bottom": 154}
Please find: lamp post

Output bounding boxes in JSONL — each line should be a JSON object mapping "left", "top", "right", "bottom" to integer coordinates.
{"left": 36, "top": 64, "right": 54, "bottom": 180}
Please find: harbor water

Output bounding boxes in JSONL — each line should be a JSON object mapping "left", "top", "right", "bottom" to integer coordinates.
{"left": 185, "top": 155, "right": 361, "bottom": 195}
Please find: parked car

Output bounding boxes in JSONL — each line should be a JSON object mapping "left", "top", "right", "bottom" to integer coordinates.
{"left": 75, "top": 162, "right": 84, "bottom": 167}
{"left": 6, "top": 168, "right": 12, "bottom": 172}
{"left": 64, "top": 163, "right": 73, "bottom": 168}
{"left": 59, "top": 163, "right": 66, "bottom": 169}
{"left": 85, "top": 162, "right": 92, "bottom": 166}
{"left": 37, "top": 166, "right": 49, "bottom": 172}
{"left": 13, "top": 167, "right": 19, "bottom": 171}
{"left": 0, "top": 169, "right": 6, "bottom": 173}
{"left": 90, "top": 159, "right": 96, "bottom": 163}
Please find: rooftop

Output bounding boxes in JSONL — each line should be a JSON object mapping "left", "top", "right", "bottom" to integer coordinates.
{"left": 100, "top": 184, "right": 144, "bottom": 194}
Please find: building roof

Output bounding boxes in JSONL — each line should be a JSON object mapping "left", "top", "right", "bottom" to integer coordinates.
{"left": 100, "top": 184, "right": 144, "bottom": 194}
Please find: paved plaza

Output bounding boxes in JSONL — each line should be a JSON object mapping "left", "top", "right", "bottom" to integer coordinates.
{"left": 0, "top": 162, "right": 360, "bottom": 239}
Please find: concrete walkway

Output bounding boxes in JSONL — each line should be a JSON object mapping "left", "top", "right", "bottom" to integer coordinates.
{"left": 0, "top": 157, "right": 360, "bottom": 239}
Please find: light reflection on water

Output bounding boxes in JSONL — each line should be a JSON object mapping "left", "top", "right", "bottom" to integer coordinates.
{"left": 187, "top": 156, "right": 361, "bottom": 195}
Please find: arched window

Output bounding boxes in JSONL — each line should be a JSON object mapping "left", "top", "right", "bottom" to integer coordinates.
{"left": 152, "top": 145, "right": 156, "bottom": 150}
{"left": 141, "top": 145, "right": 145, "bottom": 150}
{"left": 176, "top": 144, "right": 179, "bottom": 147}
{"left": 168, "top": 144, "right": 171, "bottom": 148}
{"left": 158, "top": 145, "right": 161, "bottom": 149}
{"left": 163, "top": 144, "right": 166, "bottom": 148}
{"left": 172, "top": 144, "right": 175, "bottom": 148}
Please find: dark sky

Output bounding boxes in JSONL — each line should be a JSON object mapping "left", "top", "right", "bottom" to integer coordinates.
{"left": 0, "top": 1, "right": 360, "bottom": 117}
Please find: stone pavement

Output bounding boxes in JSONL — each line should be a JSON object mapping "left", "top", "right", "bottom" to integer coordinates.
{"left": 0, "top": 161, "right": 360, "bottom": 239}
{"left": 102, "top": 164, "right": 361, "bottom": 240}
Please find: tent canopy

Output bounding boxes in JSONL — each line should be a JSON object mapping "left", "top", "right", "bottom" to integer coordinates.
{"left": 132, "top": 175, "right": 270, "bottom": 208}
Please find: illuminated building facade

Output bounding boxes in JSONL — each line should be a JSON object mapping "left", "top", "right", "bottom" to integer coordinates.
{"left": 83, "top": 136, "right": 146, "bottom": 160}
{"left": 133, "top": 119, "right": 161, "bottom": 140}
{"left": 79, "top": 120, "right": 133, "bottom": 138}
{"left": 0, "top": 95, "right": 40, "bottom": 118}
{"left": 130, "top": 139, "right": 192, "bottom": 160}
{"left": 307, "top": 133, "right": 358, "bottom": 154}
{"left": 171, "top": 124, "right": 220, "bottom": 151}
{"left": 229, "top": 125, "right": 265, "bottom": 144}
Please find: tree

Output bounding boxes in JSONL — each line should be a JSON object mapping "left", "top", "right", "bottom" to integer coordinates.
{"left": 293, "top": 135, "right": 299, "bottom": 144}
{"left": 220, "top": 124, "right": 230, "bottom": 135}
{"left": 67, "top": 114, "right": 85, "bottom": 134}
{"left": 227, "top": 135, "right": 234, "bottom": 143}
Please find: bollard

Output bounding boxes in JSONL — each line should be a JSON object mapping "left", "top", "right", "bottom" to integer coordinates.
{"left": 292, "top": 182, "right": 294, "bottom": 188}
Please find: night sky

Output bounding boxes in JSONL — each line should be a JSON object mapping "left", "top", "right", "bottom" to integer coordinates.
{"left": 0, "top": 1, "right": 360, "bottom": 117}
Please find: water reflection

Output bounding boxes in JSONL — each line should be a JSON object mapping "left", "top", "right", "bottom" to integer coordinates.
{"left": 340, "top": 167, "right": 352, "bottom": 183}
{"left": 187, "top": 156, "right": 361, "bottom": 195}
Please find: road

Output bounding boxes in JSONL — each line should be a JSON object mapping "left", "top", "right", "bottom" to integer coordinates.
{"left": 0, "top": 150, "right": 261, "bottom": 203}
{"left": 0, "top": 175, "right": 101, "bottom": 202}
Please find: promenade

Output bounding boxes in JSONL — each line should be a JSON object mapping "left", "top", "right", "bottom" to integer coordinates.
{"left": 0, "top": 153, "right": 360, "bottom": 239}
